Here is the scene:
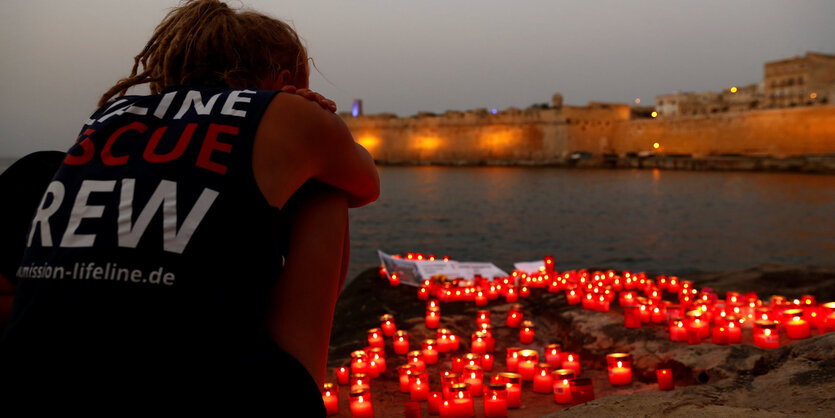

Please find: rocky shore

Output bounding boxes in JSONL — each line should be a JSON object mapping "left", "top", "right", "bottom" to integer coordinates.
{"left": 328, "top": 264, "right": 835, "bottom": 417}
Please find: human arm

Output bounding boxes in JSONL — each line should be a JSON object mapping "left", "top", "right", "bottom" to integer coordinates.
{"left": 266, "top": 182, "right": 349, "bottom": 388}
{"left": 253, "top": 93, "right": 380, "bottom": 210}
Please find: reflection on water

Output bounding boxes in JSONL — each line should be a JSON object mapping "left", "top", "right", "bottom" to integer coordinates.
{"left": 348, "top": 167, "right": 835, "bottom": 281}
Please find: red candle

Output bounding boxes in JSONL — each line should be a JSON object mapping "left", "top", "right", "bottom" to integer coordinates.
{"left": 394, "top": 330, "right": 410, "bottom": 355}
{"left": 380, "top": 314, "right": 396, "bottom": 337}
{"left": 519, "top": 321, "right": 535, "bottom": 344}
{"left": 409, "top": 372, "right": 430, "bottom": 402}
{"left": 349, "top": 388, "right": 374, "bottom": 418}
{"left": 712, "top": 325, "right": 729, "bottom": 345}
{"left": 506, "top": 347, "right": 520, "bottom": 372}
{"left": 475, "top": 290, "right": 488, "bottom": 306}
{"left": 651, "top": 306, "right": 667, "bottom": 324}
{"left": 518, "top": 349, "right": 539, "bottom": 381}
{"left": 418, "top": 286, "right": 430, "bottom": 300}
{"left": 545, "top": 344, "right": 562, "bottom": 368}
{"left": 482, "top": 353, "right": 494, "bottom": 371}
{"left": 505, "top": 286, "right": 519, "bottom": 303}
{"left": 337, "top": 366, "right": 350, "bottom": 385}
{"left": 533, "top": 363, "right": 553, "bottom": 393}
{"left": 784, "top": 309, "right": 811, "bottom": 339}
{"left": 322, "top": 382, "right": 339, "bottom": 416}
{"left": 562, "top": 353, "right": 580, "bottom": 376}
{"left": 449, "top": 334, "right": 460, "bottom": 351}
{"left": 437, "top": 328, "right": 452, "bottom": 353}
{"left": 476, "top": 310, "right": 491, "bottom": 326}
{"left": 428, "top": 392, "right": 442, "bottom": 415}
{"left": 498, "top": 373, "right": 522, "bottom": 409}
{"left": 656, "top": 369, "right": 674, "bottom": 390}
{"left": 350, "top": 372, "right": 371, "bottom": 392}
{"left": 451, "top": 356, "right": 464, "bottom": 374}
{"left": 754, "top": 321, "right": 780, "bottom": 349}
{"left": 582, "top": 293, "right": 596, "bottom": 310}
{"left": 367, "top": 328, "right": 384, "bottom": 349}
{"left": 506, "top": 305, "right": 523, "bottom": 328}
{"left": 552, "top": 369, "right": 575, "bottom": 404}
{"left": 483, "top": 383, "right": 508, "bottom": 418}
{"left": 464, "top": 365, "right": 484, "bottom": 397}
{"left": 408, "top": 350, "right": 426, "bottom": 372}
{"left": 727, "top": 319, "right": 742, "bottom": 344}
{"left": 669, "top": 319, "right": 687, "bottom": 342}
{"left": 398, "top": 364, "right": 414, "bottom": 393}
{"left": 368, "top": 347, "right": 386, "bottom": 373}
{"left": 471, "top": 332, "right": 488, "bottom": 355}
{"left": 520, "top": 286, "right": 531, "bottom": 298}
{"left": 366, "top": 360, "right": 380, "bottom": 378}
{"left": 389, "top": 272, "right": 400, "bottom": 286}
{"left": 426, "top": 307, "right": 441, "bottom": 329}
{"left": 441, "top": 372, "right": 461, "bottom": 400}
{"left": 606, "top": 353, "right": 632, "bottom": 386}
{"left": 351, "top": 350, "right": 368, "bottom": 375}
{"left": 422, "top": 339, "right": 440, "bottom": 365}
{"left": 569, "top": 378, "right": 595, "bottom": 405}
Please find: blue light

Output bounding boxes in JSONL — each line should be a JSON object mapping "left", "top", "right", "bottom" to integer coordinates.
{"left": 491, "top": 108, "right": 498, "bottom": 115}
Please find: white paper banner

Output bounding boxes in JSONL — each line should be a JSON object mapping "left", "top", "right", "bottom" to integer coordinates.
{"left": 378, "top": 250, "right": 509, "bottom": 287}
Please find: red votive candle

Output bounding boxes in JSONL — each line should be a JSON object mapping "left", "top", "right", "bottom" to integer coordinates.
{"left": 505, "top": 286, "right": 518, "bottom": 303}
{"left": 349, "top": 388, "right": 374, "bottom": 418}
{"left": 351, "top": 372, "right": 370, "bottom": 392}
{"left": 464, "top": 365, "right": 484, "bottom": 396}
{"left": 669, "top": 319, "right": 687, "bottom": 342}
{"left": 394, "top": 330, "right": 410, "bottom": 355}
{"left": 582, "top": 293, "right": 596, "bottom": 310}
{"left": 569, "top": 378, "right": 595, "bottom": 405}
{"left": 520, "top": 285, "right": 531, "bottom": 298}
{"left": 449, "top": 333, "right": 460, "bottom": 351}
{"left": 367, "top": 328, "right": 384, "bottom": 349}
{"left": 464, "top": 353, "right": 482, "bottom": 369}
{"left": 380, "top": 314, "right": 396, "bottom": 337}
{"left": 408, "top": 350, "right": 426, "bottom": 372}
{"left": 656, "top": 369, "right": 674, "bottom": 390}
{"left": 506, "top": 305, "right": 523, "bottom": 328}
{"left": 498, "top": 373, "right": 522, "bottom": 409}
{"left": 533, "top": 363, "right": 553, "bottom": 393}
{"left": 545, "top": 344, "right": 562, "bottom": 368}
{"left": 712, "top": 325, "right": 729, "bottom": 345}
{"left": 410, "top": 372, "right": 430, "bottom": 402}
{"left": 399, "top": 365, "right": 414, "bottom": 393}
{"left": 437, "top": 329, "right": 452, "bottom": 353}
{"left": 368, "top": 347, "right": 385, "bottom": 373}
{"left": 552, "top": 369, "right": 575, "bottom": 404}
{"left": 351, "top": 350, "right": 368, "bottom": 375}
{"left": 562, "top": 353, "right": 580, "bottom": 376}
{"left": 322, "top": 382, "right": 338, "bottom": 416}
{"left": 606, "top": 353, "right": 632, "bottom": 386}
{"left": 477, "top": 310, "right": 491, "bottom": 326}
{"left": 506, "top": 347, "right": 520, "bottom": 372}
{"left": 518, "top": 349, "right": 539, "bottom": 381}
{"left": 426, "top": 307, "right": 441, "bottom": 329}
{"left": 366, "top": 360, "right": 380, "bottom": 378}
{"left": 480, "top": 324, "right": 496, "bottom": 352}
{"left": 624, "top": 305, "right": 642, "bottom": 329}
{"left": 651, "top": 306, "right": 667, "bottom": 324}
{"left": 482, "top": 353, "right": 494, "bottom": 371}
{"left": 784, "top": 309, "right": 811, "bottom": 339}
{"left": 519, "top": 321, "right": 535, "bottom": 344}
{"left": 423, "top": 339, "right": 440, "bottom": 365}
{"left": 452, "top": 356, "right": 464, "bottom": 374}
{"left": 388, "top": 272, "right": 400, "bottom": 286}
{"left": 753, "top": 320, "right": 780, "bottom": 349}
{"left": 726, "top": 318, "right": 742, "bottom": 344}
{"left": 475, "top": 290, "right": 488, "bottom": 306}
{"left": 337, "top": 366, "right": 350, "bottom": 385}
{"left": 443, "top": 383, "right": 474, "bottom": 418}
{"left": 418, "top": 286, "right": 430, "bottom": 300}
{"left": 566, "top": 288, "right": 582, "bottom": 305}
{"left": 428, "top": 391, "right": 443, "bottom": 414}
{"left": 483, "top": 383, "right": 508, "bottom": 418}
{"left": 441, "top": 372, "right": 461, "bottom": 400}
{"left": 471, "top": 332, "right": 488, "bottom": 355}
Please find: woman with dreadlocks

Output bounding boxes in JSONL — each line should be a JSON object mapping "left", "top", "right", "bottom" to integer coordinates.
{"left": 0, "top": 0, "right": 377, "bottom": 413}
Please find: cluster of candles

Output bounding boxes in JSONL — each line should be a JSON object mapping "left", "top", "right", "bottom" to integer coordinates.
{"left": 322, "top": 254, "right": 831, "bottom": 416}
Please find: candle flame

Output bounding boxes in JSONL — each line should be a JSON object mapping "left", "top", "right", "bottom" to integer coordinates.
{"left": 568, "top": 355, "right": 574, "bottom": 361}
{"left": 729, "top": 322, "right": 735, "bottom": 328}
{"left": 617, "top": 361, "right": 622, "bottom": 368}
{"left": 764, "top": 329, "right": 772, "bottom": 336}
{"left": 359, "top": 395, "right": 364, "bottom": 403}
{"left": 458, "top": 391, "right": 464, "bottom": 399}
{"left": 793, "top": 316, "right": 801, "bottom": 322}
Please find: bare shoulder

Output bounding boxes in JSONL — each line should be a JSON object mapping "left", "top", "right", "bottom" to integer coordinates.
{"left": 253, "top": 93, "right": 379, "bottom": 209}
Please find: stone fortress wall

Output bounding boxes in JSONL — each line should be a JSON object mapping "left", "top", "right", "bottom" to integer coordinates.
{"left": 345, "top": 104, "right": 835, "bottom": 166}
{"left": 343, "top": 52, "right": 835, "bottom": 170}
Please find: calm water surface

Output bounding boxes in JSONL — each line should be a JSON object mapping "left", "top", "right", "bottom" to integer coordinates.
{"left": 348, "top": 167, "right": 835, "bottom": 280}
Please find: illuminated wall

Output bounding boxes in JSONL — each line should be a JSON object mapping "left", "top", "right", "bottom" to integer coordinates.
{"left": 344, "top": 105, "right": 835, "bottom": 164}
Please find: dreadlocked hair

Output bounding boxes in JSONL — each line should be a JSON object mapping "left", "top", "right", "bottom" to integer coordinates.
{"left": 98, "top": 0, "right": 306, "bottom": 107}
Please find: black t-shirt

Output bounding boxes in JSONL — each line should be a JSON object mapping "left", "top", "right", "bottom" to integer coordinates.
{"left": 0, "top": 87, "right": 325, "bottom": 415}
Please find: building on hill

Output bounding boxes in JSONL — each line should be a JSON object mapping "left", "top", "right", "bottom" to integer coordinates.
{"left": 763, "top": 52, "right": 835, "bottom": 108}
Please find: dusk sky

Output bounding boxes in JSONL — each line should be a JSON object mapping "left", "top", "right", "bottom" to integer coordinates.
{"left": 1, "top": 0, "right": 834, "bottom": 157}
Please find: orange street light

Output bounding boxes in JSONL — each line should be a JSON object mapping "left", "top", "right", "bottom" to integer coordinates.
{"left": 730, "top": 86, "right": 738, "bottom": 93}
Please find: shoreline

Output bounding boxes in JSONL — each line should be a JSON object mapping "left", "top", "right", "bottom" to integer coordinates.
{"left": 374, "top": 154, "right": 835, "bottom": 175}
